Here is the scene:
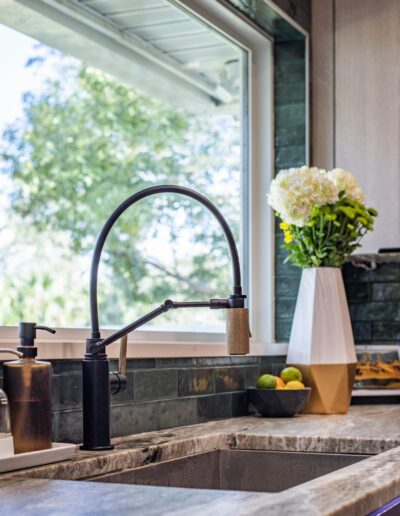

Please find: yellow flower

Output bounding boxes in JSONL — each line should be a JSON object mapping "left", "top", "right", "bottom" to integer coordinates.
{"left": 284, "top": 230, "right": 293, "bottom": 244}
{"left": 280, "top": 220, "right": 293, "bottom": 243}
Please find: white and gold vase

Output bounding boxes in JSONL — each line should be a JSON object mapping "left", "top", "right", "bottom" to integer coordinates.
{"left": 287, "top": 267, "right": 356, "bottom": 414}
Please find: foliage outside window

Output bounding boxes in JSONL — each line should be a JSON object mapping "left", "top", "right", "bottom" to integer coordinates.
{"left": 0, "top": 26, "right": 243, "bottom": 332}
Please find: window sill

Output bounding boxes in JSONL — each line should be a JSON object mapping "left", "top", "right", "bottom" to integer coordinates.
{"left": 0, "top": 326, "right": 288, "bottom": 359}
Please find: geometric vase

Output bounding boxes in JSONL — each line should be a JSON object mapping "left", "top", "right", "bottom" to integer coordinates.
{"left": 287, "top": 267, "right": 357, "bottom": 414}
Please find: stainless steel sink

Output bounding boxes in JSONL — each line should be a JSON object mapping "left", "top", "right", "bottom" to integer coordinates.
{"left": 90, "top": 449, "right": 370, "bottom": 492}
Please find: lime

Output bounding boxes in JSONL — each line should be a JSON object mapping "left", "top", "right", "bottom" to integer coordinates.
{"left": 256, "top": 374, "right": 277, "bottom": 389}
{"left": 280, "top": 366, "right": 302, "bottom": 383}
{"left": 286, "top": 380, "right": 305, "bottom": 389}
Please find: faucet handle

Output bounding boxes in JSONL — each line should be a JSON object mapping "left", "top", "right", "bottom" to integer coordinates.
{"left": 109, "top": 335, "right": 128, "bottom": 396}
{"left": 118, "top": 335, "right": 127, "bottom": 376}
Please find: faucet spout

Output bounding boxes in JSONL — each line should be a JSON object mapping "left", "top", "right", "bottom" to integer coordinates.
{"left": 89, "top": 185, "right": 244, "bottom": 339}
{"left": 81, "top": 185, "right": 248, "bottom": 451}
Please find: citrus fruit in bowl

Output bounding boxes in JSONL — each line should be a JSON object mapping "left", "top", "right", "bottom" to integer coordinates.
{"left": 248, "top": 367, "right": 311, "bottom": 417}
{"left": 274, "top": 376, "right": 286, "bottom": 388}
{"left": 256, "top": 374, "right": 277, "bottom": 389}
{"left": 286, "top": 380, "right": 305, "bottom": 389}
{"left": 280, "top": 367, "right": 303, "bottom": 383}
{"left": 247, "top": 387, "right": 311, "bottom": 417}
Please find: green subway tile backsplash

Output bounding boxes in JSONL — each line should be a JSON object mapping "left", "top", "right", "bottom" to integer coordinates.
{"left": 198, "top": 393, "right": 232, "bottom": 422}
{"left": 178, "top": 368, "right": 215, "bottom": 396}
{"left": 133, "top": 369, "right": 178, "bottom": 402}
{"left": 0, "top": 356, "right": 289, "bottom": 444}
{"left": 273, "top": 32, "right": 307, "bottom": 342}
{"left": 343, "top": 258, "right": 400, "bottom": 344}
{"left": 274, "top": 258, "right": 400, "bottom": 345}
{"left": 42, "top": 355, "right": 286, "bottom": 443}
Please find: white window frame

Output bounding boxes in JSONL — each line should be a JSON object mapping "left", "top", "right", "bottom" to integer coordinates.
{"left": 0, "top": 0, "right": 286, "bottom": 358}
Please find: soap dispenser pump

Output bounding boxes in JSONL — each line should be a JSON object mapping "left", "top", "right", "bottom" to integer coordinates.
{"left": 1, "top": 322, "right": 55, "bottom": 454}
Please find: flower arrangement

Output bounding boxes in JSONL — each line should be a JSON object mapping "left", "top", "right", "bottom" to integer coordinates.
{"left": 267, "top": 167, "right": 378, "bottom": 268}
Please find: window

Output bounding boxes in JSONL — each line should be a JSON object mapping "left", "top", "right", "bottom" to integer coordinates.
{"left": 0, "top": 0, "right": 273, "bottom": 354}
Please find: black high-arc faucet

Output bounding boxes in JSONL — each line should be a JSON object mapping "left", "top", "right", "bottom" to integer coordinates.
{"left": 81, "top": 185, "right": 249, "bottom": 451}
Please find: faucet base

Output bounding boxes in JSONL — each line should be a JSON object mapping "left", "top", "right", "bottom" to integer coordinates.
{"left": 82, "top": 347, "right": 113, "bottom": 451}
{"left": 79, "top": 444, "right": 114, "bottom": 451}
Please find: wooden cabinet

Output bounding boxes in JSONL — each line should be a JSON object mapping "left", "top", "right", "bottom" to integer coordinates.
{"left": 312, "top": 0, "right": 400, "bottom": 252}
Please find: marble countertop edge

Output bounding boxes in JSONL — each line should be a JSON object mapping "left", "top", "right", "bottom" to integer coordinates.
{"left": 0, "top": 407, "right": 400, "bottom": 515}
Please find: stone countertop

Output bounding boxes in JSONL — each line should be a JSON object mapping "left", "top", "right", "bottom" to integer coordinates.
{"left": 1, "top": 405, "right": 400, "bottom": 515}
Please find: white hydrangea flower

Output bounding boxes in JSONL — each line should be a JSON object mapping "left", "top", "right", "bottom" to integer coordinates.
{"left": 267, "top": 166, "right": 339, "bottom": 226}
{"left": 328, "top": 168, "right": 365, "bottom": 204}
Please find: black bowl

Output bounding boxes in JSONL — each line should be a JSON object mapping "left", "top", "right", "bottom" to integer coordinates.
{"left": 247, "top": 387, "right": 312, "bottom": 417}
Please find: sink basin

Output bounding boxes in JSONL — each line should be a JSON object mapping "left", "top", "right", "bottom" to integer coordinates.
{"left": 90, "top": 449, "right": 370, "bottom": 492}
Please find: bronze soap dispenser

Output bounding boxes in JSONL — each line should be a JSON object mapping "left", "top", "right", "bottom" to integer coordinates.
{"left": 1, "top": 322, "right": 55, "bottom": 454}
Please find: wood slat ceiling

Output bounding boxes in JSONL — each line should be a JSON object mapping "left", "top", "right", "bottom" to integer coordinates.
{"left": 77, "top": 0, "right": 240, "bottom": 101}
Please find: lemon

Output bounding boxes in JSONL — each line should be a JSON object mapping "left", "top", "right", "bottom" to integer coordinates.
{"left": 256, "top": 374, "right": 277, "bottom": 389}
{"left": 280, "top": 366, "right": 302, "bottom": 383}
{"left": 286, "top": 380, "right": 305, "bottom": 389}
